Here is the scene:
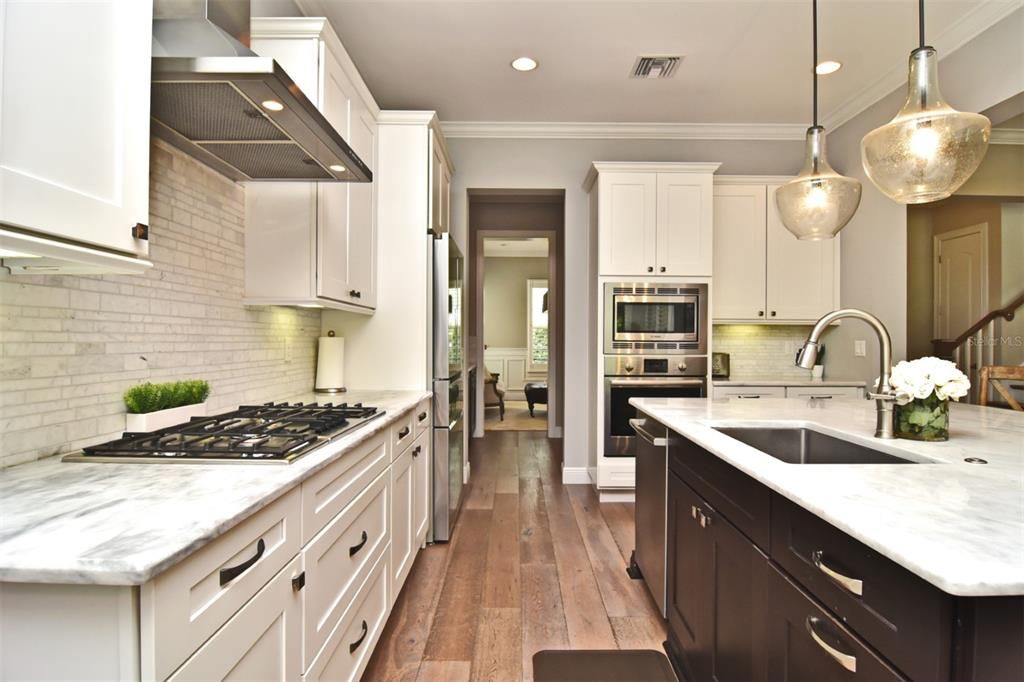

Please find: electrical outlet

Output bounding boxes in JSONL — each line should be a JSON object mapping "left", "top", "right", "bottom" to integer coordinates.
{"left": 854, "top": 340, "right": 867, "bottom": 357}
{"left": 284, "top": 337, "right": 294, "bottom": 363}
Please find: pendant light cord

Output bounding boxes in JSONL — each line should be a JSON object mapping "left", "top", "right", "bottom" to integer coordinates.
{"left": 812, "top": 0, "right": 818, "bottom": 127}
{"left": 919, "top": 0, "right": 926, "bottom": 48}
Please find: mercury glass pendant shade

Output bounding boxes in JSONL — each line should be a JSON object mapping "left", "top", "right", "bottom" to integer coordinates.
{"left": 861, "top": 46, "right": 991, "bottom": 204}
{"left": 776, "top": 126, "right": 863, "bottom": 240}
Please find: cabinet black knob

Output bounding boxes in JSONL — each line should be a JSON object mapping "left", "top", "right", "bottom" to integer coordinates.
{"left": 647, "top": 266, "right": 654, "bottom": 272}
{"left": 131, "top": 223, "right": 149, "bottom": 240}
{"left": 758, "top": 310, "right": 764, "bottom": 317}
{"left": 349, "top": 289, "right": 361, "bottom": 299}
{"left": 771, "top": 311, "right": 777, "bottom": 317}
{"left": 660, "top": 266, "right": 666, "bottom": 273}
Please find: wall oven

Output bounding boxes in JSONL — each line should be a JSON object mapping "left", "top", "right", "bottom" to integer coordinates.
{"left": 604, "top": 282, "right": 708, "bottom": 355}
{"left": 604, "top": 355, "right": 707, "bottom": 457}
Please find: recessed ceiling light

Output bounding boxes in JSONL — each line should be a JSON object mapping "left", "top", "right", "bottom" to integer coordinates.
{"left": 511, "top": 57, "right": 538, "bottom": 72}
{"left": 329, "top": 164, "right": 347, "bottom": 173}
{"left": 261, "top": 99, "right": 284, "bottom": 111}
{"left": 815, "top": 61, "right": 842, "bottom": 75}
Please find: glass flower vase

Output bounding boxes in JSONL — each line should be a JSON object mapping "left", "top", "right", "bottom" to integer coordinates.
{"left": 894, "top": 393, "right": 949, "bottom": 441}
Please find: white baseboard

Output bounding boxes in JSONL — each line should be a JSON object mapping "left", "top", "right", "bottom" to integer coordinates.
{"left": 561, "top": 466, "right": 592, "bottom": 485}
{"left": 598, "top": 490, "right": 636, "bottom": 503}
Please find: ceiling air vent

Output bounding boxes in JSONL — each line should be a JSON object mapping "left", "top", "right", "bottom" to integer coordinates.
{"left": 631, "top": 56, "right": 682, "bottom": 79}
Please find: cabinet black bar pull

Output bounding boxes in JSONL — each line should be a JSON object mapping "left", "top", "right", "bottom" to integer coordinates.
{"left": 349, "top": 620, "right": 369, "bottom": 653}
{"left": 349, "top": 530, "right": 368, "bottom": 556}
{"left": 398, "top": 426, "right": 410, "bottom": 439}
{"left": 413, "top": 445, "right": 422, "bottom": 457}
{"left": 131, "top": 223, "right": 149, "bottom": 240}
{"left": 219, "top": 538, "right": 265, "bottom": 586}
{"left": 806, "top": 617, "right": 858, "bottom": 673}
{"left": 418, "top": 411, "right": 428, "bottom": 422}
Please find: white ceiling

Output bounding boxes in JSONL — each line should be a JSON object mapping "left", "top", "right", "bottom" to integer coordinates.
{"left": 484, "top": 237, "right": 550, "bottom": 257}
{"left": 297, "top": 0, "right": 1021, "bottom": 129}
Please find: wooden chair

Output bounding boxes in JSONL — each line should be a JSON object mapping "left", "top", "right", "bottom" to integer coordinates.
{"left": 979, "top": 366, "right": 1024, "bottom": 411}
{"left": 483, "top": 372, "right": 506, "bottom": 420}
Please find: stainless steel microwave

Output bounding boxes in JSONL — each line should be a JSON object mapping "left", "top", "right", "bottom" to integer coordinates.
{"left": 604, "top": 282, "right": 708, "bottom": 355}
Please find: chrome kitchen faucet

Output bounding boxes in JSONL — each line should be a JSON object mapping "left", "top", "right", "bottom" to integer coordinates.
{"left": 796, "top": 308, "right": 897, "bottom": 439}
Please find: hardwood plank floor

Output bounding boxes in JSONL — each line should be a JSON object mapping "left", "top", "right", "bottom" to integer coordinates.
{"left": 365, "top": 431, "right": 667, "bottom": 681}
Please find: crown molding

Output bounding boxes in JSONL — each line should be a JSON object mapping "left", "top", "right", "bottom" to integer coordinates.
{"left": 377, "top": 111, "right": 439, "bottom": 126}
{"left": 715, "top": 175, "right": 795, "bottom": 185}
{"left": 440, "top": 121, "right": 808, "bottom": 141}
{"left": 823, "top": 0, "right": 1024, "bottom": 132}
{"left": 584, "top": 161, "right": 722, "bottom": 191}
{"left": 991, "top": 128, "right": 1024, "bottom": 145}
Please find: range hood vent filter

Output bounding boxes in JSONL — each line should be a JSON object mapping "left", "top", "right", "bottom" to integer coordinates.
{"left": 151, "top": 82, "right": 288, "bottom": 141}
{"left": 199, "top": 142, "right": 332, "bottom": 180}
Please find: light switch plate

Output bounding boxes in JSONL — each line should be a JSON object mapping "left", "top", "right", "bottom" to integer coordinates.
{"left": 854, "top": 340, "right": 867, "bottom": 357}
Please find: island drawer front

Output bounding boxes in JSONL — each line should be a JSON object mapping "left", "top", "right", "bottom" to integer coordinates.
{"left": 142, "top": 486, "right": 302, "bottom": 682}
{"left": 302, "top": 431, "right": 389, "bottom": 544}
{"left": 302, "top": 467, "right": 389, "bottom": 671}
{"left": 166, "top": 555, "right": 302, "bottom": 682}
{"left": 303, "top": 548, "right": 390, "bottom": 682}
{"left": 785, "top": 386, "right": 861, "bottom": 399}
{"left": 413, "top": 398, "right": 431, "bottom": 436}
{"left": 391, "top": 409, "right": 417, "bottom": 459}
{"left": 713, "top": 386, "right": 786, "bottom": 400}
{"left": 766, "top": 563, "right": 907, "bottom": 682}
{"left": 771, "top": 495, "right": 952, "bottom": 682}
{"left": 669, "top": 435, "right": 771, "bottom": 551}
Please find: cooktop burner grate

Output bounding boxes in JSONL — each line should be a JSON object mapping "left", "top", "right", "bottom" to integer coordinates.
{"left": 68, "top": 402, "right": 384, "bottom": 464}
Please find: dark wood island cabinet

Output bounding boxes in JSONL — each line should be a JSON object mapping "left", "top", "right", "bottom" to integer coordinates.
{"left": 662, "top": 429, "right": 1023, "bottom": 682}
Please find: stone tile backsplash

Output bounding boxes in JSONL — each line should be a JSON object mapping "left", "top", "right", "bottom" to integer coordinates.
{"left": 0, "top": 141, "right": 321, "bottom": 468}
{"left": 712, "top": 324, "right": 819, "bottom": 379}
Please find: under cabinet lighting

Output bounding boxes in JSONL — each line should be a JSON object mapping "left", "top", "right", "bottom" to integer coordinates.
{"left": 329, "top": 164, "right": 347, "bottom": 173}
{"left": 261, "top": 99, "right": 284, "bottom": 112}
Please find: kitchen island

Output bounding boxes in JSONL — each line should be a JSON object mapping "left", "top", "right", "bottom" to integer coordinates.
{"left": 630, "top": 397, "right": 1023, "bottom": 682}
{"left": 0, "top": 389, "right": 432, "bottom": 681}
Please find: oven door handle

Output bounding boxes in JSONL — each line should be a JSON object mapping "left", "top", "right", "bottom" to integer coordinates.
{"left": 610, "top": 378, "right": 706, "bottom": 388}
{"left": 629, "top": 419, "right": 668, "bottom": 446}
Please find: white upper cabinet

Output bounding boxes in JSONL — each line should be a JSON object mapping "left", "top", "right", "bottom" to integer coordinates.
{"left": 713, "top": 184, "right": 767, "bottom": 320}
{"left": 429, "top": 130, "right": 452, "bottom": 236}
{"left": 587, "top": 163, "right": 719, "bottom": 278}
{"left": 712, "top": 178, "right": 839, "bottom": 323}
{"left": 245, "top": 18, "right": 378, "bottom": 312}
{"left": 0, "top": 0, "right": 152, "bottom": 273}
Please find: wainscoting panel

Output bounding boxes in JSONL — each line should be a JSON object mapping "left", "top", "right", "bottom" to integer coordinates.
{"left": 483, "top": 347, "right": 545, "bottom": 401}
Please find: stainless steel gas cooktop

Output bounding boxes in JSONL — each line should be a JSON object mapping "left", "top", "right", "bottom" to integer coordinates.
{"left": 63, "top": 402, "right": 384, "bottom": 464}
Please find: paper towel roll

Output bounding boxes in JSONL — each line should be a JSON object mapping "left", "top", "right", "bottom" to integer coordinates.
{"left": 315, "top": 333, "right": 346, "bottom": 393}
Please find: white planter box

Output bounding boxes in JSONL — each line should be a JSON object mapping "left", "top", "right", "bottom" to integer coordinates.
{"left": 126, "top": 403, "right": 207, "bottom": 433}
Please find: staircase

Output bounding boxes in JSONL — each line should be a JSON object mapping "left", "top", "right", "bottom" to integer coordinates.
{"left": 932, "top": 290, "right": 1024, "bottom": 404}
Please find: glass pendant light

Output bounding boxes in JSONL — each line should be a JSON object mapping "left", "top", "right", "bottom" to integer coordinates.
{"left": 776, "top": 0, "right": 862, "bottom": 241}
{"left": 861, "top": 0, "right": 991, "bottom": 204}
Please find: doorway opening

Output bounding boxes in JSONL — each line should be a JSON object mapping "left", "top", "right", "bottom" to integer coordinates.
{"left": 467, "top": 190, "right": 565, "bottom": 438}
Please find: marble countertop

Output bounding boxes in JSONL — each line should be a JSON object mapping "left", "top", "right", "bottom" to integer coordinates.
{"left": 0, "top": 390, "right": 430, "bottom": 586}
{"left": 630, "top": 397, "right": 1024, "bottom": 597}
{"left": 712, "top": 375, "right": 866, "bottom": 387}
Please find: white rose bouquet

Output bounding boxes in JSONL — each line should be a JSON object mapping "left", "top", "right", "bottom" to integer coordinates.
{"left": 884, "top": 357, "right": 969, "bottom": 441}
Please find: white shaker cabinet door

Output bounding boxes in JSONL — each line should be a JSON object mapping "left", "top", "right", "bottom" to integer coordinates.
{"left": 657, "top": 173, "right": 713, "bottom": 276}
{"left": 712, "top": 185, "right": 768, "bottom": 320}
{"left": 166, "top": 557, "right": 303, "bottom": 682}
{"left": 316, "top": 48, "right": 355, "bottom": 303}
{"left": 390, "top": 445, "right": 416, "bottom": 604}
{"left": 346, "top": 103, "right": 377, "bottom": 308}
{"left": 765, "top": 184, "right": 839, "bottom": 321}
{"left": 598, "top": 172, "right": 658, "bottom": 276}
{"left": 411, "top": 430, "right": 431, "bottom": 546}
{"left": 0, "top": 0, "right": 151, "bottom": 256}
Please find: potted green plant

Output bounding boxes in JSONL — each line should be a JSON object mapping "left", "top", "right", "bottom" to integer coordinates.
{"left": 124, "top": 379, "right": 210, "bottom": 432}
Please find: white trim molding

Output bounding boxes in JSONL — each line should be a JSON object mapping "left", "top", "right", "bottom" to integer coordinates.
{"left": 823, "top": 0, "right": 1024, "bottom": 132}
{"left": 992, "top": 128, "right": 1024, "bottom": 145}
{"left": 441, "top": 121, "right": 808, "bottom": 141}
{"left": 561, "top": 466, "right": 593, "bottom": 485}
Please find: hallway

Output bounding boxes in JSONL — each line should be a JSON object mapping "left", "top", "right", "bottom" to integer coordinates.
{"left": 364, "top": 431, "right": 666, "bottom": 681}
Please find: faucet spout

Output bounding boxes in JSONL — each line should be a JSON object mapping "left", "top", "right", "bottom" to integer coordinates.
{"left": 797, "top": 308, "right": 896, "bottom": 438}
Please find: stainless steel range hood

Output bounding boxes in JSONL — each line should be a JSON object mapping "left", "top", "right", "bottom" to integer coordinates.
{"left": 151, "top": 0, "right": 371, "bottom": 183}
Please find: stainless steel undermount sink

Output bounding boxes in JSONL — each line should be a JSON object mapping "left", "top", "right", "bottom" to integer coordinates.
{"left": 713, "top": 427, "right": 929, "bottom": 464}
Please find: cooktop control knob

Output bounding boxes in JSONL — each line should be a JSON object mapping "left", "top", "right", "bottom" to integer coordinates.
{"left": 677, "top": 362, "right": 687, "bottom": 372}
{"left": 625, "top": 364, "right": 635, "bottom": 372}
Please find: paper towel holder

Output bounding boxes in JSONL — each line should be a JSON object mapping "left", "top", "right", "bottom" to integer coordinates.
{"left": 315, "top": 330, "right": 347, "bottom": 394}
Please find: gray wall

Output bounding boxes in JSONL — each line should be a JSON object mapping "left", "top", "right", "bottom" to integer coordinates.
{"left": 447, "top": 137, "right": 804, "bottom": 472}
{"left": 483, "top": 257, "right": 548, "bottom": 348}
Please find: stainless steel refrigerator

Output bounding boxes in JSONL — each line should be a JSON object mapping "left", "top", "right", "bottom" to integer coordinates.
{"left": 432, "top": 234, "right": 465, "bottom": 542}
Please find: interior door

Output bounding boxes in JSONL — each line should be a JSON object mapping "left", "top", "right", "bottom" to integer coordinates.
{"left": 766, "top": 184, "right": 838, "bottom": 321}
{"left": 712, "top": 185, "right": 768, "bottom": 319}
{"left": 934, "top": 224, "right": 987, "bottom": 340}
